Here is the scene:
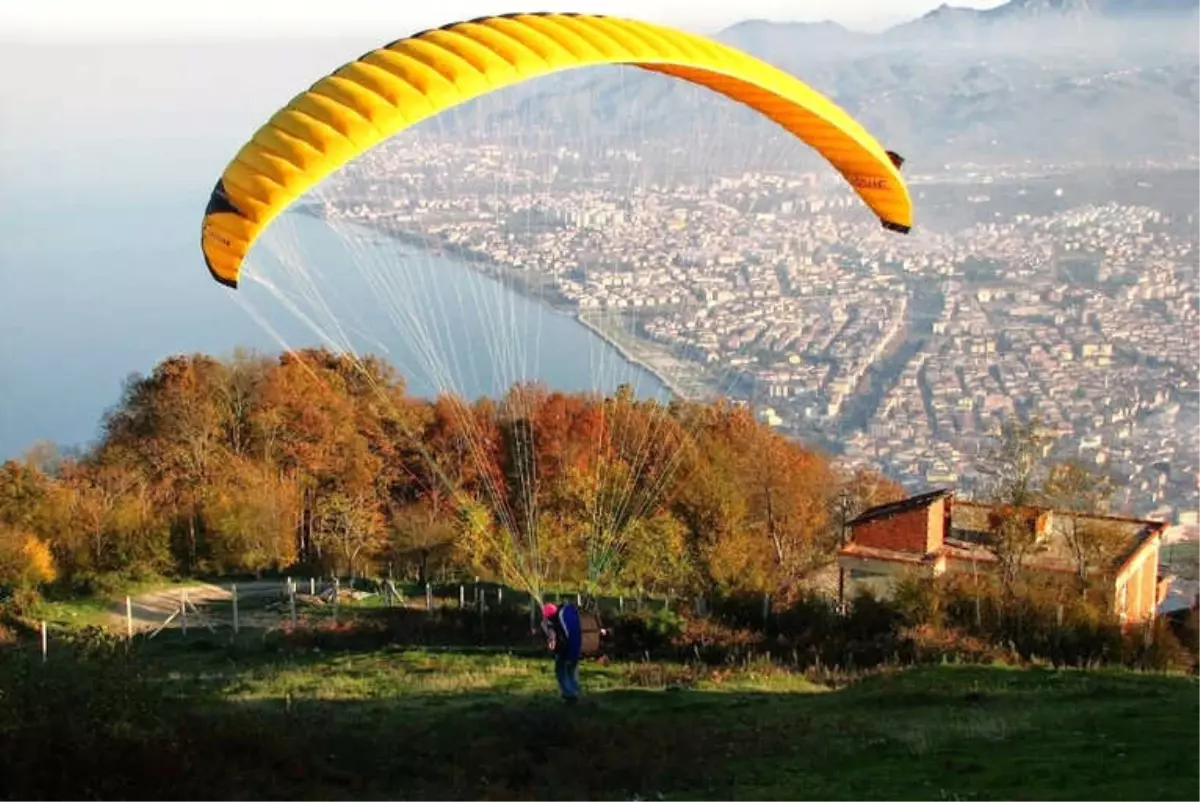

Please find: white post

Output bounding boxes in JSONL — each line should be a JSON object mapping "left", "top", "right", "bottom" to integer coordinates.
{"left": 763, "top": 593, "right": 770, "bottom": 624}
{"left": 290, "top": 582, "right": 297, "bottom": 626}
{"left": 40, "top": 620, "right": 47, "bottom": 663}
{"left": 426, "top": 582, "right": 432, "bottom": 612}
{"left": 333, "top": 577, "right": 339, "bottom": 624}
{"left": 459, "top": 585, "right": 465, "bottom": 608}
{"left": 125, "top": 596, "right": 133, "bottom": 642}
{"left": 181, "top": 588, "right": 188, "bottom": 637}
{"left": 310, "top": 577, "right": 315, "bottom": 596}
{"left": 232, "top": 584, "right": 240, "bottom": 635}
{"left": 619, "top": 595, "right": 624, "bottom": 613}
{"left": 497, "top": 586, "right": 503, "bottom": 606}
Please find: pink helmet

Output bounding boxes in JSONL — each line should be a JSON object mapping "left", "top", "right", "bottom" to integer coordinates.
{"left": 542, "top": 602, "right": 558, "bottom": 618}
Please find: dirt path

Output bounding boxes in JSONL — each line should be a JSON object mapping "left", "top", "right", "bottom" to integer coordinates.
{"left": 109, "top": 579, "right": 292, "bottom": 632}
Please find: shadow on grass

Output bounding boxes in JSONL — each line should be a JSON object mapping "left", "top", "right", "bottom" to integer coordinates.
{"left": 1, "top": 638, "right": 1197, "bottom": 801}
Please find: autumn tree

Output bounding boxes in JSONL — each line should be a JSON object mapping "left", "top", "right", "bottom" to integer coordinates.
{"left": 313, "top": 491, "right": 384, "bottom": 578}
{"left": 0, "top": 460, "right": 51, "bottom": 532}
{"left": 672, "top": 412, "right": 751, "bottom": 595}
{"left": 217, "top": 348, "right": 274, "bottom": 458}
{"left": 1044, "top": 459, "right": 1123, "bottom": 596}
{"left": 739, "top": 425, "right": 837, "bottom": 584}
{"left": 206, "top": 457, "right": 300, "bottom": 575}
{"left": 1, "top": 349, "right": 887, "bottom": 602}
{"left": 253, "top": 350, "right": 381, "bottom": 565}
{"left": 103, "top": 355, "right": 231, "bottom": 572}
{"left": 978, "top": 416, "right": 1055, "bottom": 593}
{"left": 838, "top": 467, "right": 906, "bottom": 521}
{"left": 616, "top": 513, "right": 694, "bottom": 595}
{"left": 671, "top": 404, "right": 837, "bottom": 596}
{"left": 568, "top": 395, "right": 691, "bottom": 592}
{"left": 385, "top": 497, "right": 458, "bottom": 585}
{"left": 51, "top": 448, "right": 168, "bottom": 580}
{"left": 0, "top": 524, "right": 57, "bottom": 589}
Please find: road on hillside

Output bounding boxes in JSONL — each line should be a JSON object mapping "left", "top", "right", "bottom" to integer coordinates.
{"left": 108, "top": 579, "right": 295, "bottom": 633}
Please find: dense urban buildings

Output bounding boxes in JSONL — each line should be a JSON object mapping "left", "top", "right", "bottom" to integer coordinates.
{"left": 314, "top": 137, "right": 1199, "bottom": 524}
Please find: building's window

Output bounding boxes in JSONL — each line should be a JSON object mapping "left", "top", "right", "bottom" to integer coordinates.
{"left": 950, "top": 527, "right": 993, "bottom": 546}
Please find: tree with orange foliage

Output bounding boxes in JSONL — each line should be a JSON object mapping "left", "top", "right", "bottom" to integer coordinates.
{"left": 102, "top": 354, "right": 231, "bottom": 572}
{"left": 671, "top": 402, "right": 838, "bottom": 596}
{"left": 0, "top": 350, "right": 876, "bottom": 601}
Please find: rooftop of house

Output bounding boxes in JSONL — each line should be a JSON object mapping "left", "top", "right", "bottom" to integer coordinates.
{"left": 951, "top": 499, "right": 1164, "bottom": 573}
{"left": 845, "top": 490, "right": 1165, "bottom": 577}
{"left": 846, "top": 487, "right": 951, "bottom": 527}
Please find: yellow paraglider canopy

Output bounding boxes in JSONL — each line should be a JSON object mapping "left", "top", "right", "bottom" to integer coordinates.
{"left": 201, "top": 11, "right": 913, "bottom": 288}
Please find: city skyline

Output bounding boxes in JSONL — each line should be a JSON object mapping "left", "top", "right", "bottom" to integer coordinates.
{"left": 284, "top": 135, "right": 1199, "bottom": 523}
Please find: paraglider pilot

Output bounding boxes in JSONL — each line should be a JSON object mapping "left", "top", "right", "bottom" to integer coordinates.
{"left": 541, "top": 601, "right": 582, "bottom": 703}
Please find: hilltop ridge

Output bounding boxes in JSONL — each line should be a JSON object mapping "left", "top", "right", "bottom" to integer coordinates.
{"left": 441, "top": 0, "right": 1198, "bottom": 168}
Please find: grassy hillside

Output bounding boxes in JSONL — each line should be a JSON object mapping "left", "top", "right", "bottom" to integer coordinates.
{"left": 2, "top": 631, "right": 1196, "bottom": 800}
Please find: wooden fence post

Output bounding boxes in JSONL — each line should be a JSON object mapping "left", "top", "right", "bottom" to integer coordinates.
{"left": 426, "top": 582, "right": 432, "bottom": 612}
{"left": 125, "top": 596, "right": 133, "bottom": 643}
{"left": 310, "top": 577, "right": 315, "bottom": 596}
{"left": 232, "top": 584, "right": 240, "bottom": 634}
{"left": 459, "top": 585, "right": 465, "bottom": 609}
{"left": 40, "top": 620, "right": 47, "bottom": 663}
{"left": 289, "top": 581, "right": 298, "bottom": 626}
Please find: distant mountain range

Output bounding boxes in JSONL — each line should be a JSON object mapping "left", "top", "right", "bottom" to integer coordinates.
{"left": 432, "top": 0, "right": 1199, "bottom": 171}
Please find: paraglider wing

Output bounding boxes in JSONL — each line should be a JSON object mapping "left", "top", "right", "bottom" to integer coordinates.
{"left": 200, "top": 12, "right": 913, "bottom": 288}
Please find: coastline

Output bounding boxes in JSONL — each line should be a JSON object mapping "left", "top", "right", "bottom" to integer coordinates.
{"left": 573, "top": 312, "right": 700, "bottom": 402}
{"left": 298, "top": 203, "right": 712, "bottom": 403}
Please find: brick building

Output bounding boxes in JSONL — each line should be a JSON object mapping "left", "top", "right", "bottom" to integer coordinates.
{"left": 837, "top": 488, "right": 1166, "bottom": 623}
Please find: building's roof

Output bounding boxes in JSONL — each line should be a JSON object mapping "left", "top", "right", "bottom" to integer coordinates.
{"left": 838, "top": 542, "right": 942, "bottom": 565}
{"left": 848, "top": 487, "right": 952, "bottom": 528}
{"left": 846, "top": 488, "right": 1165, "bottom": 578}
{"left": 1111, "top": 523, "right": 1164, "bottom": 577}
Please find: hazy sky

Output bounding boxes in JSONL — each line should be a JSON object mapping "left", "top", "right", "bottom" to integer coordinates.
{"left": 3, "top": 0, "right": 1003, "bottom": 37}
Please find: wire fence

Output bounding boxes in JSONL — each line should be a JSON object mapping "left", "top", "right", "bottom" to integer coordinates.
{"left": 25, "top": 576, "right": 695, "bottom": 663}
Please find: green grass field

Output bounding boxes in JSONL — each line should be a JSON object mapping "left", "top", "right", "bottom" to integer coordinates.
{"left": 3, "top": 629, "right": 1197, "bottom": 801}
